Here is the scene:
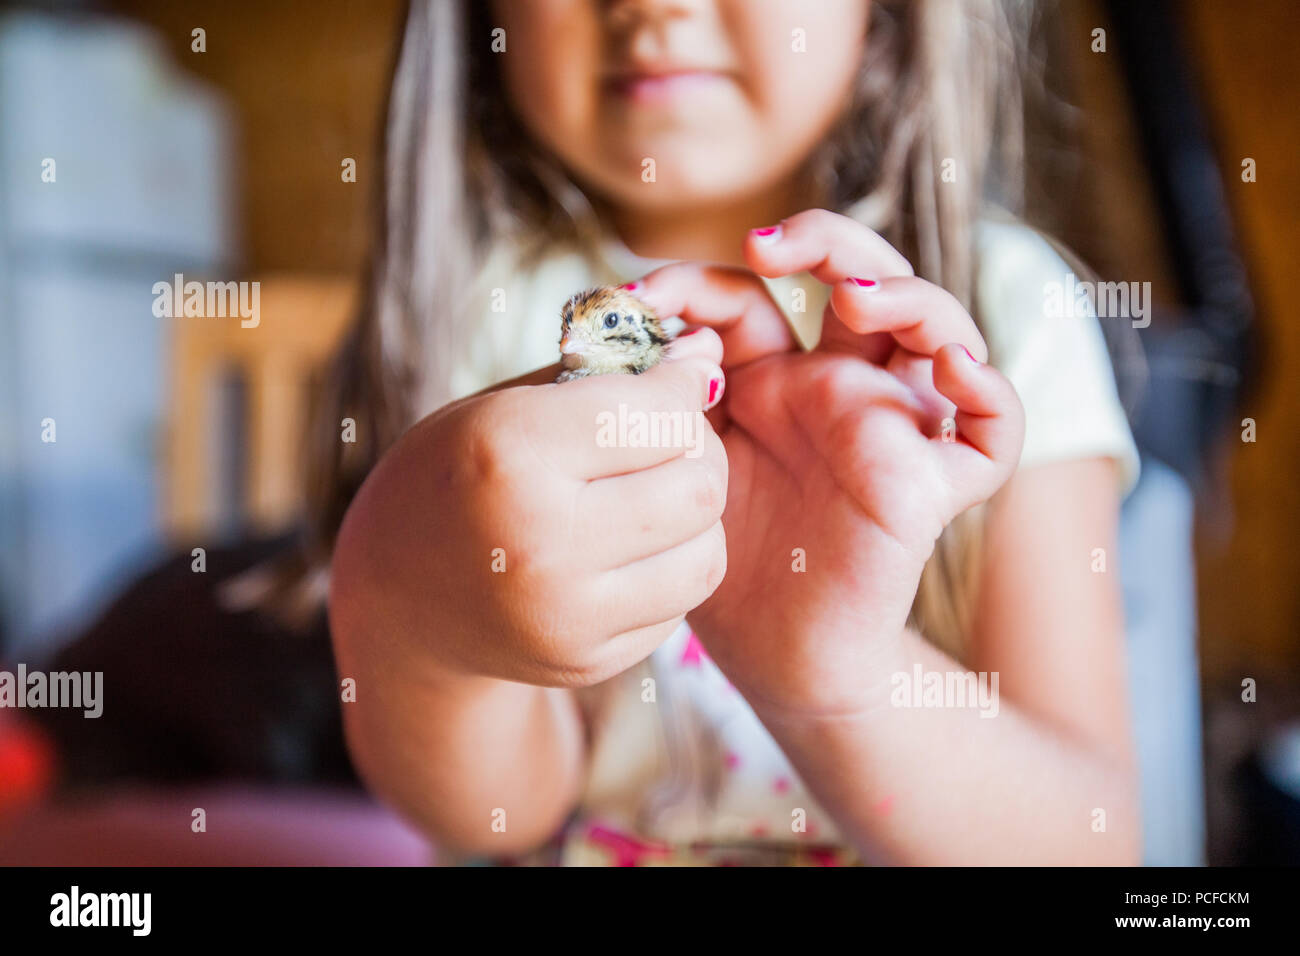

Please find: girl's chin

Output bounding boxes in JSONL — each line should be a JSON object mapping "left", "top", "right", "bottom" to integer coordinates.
{"left": 599, "top": 84, "right": 745, "bottom": 135}
{"left": 586, "top": 147, "right": 765, "bottom": 198}
{"left": 599, "top": 179, "right": 780, "bottom": 216}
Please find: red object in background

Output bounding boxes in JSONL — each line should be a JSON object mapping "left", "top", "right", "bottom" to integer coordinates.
{"left": 0, "top": 719, "right": 56, "bottom": 819}
{"left": 0, "top": 786, "right": 435, "bottom": 866}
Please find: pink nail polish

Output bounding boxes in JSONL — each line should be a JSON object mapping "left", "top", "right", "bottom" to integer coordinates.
{"left": 848, "top": 277, "right": 878, "bottom": 288}
{"left": 707, "top": 378, "right": 723, "bottom": 406}
{"left": 751, "top": 225, "right": 782, "bottom": 245}
{"left": 678, "top": 327, "right": 703, "bottom": 337}
{"left": 622, "top": 281, "right": 640, "bottom": 292}
{"left": 961, "top": 345, "right": 981, "bottom": 365}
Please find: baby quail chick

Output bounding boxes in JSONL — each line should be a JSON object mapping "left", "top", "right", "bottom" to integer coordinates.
{"left": 557, "top": 286, "right": 672, "bottom": 382}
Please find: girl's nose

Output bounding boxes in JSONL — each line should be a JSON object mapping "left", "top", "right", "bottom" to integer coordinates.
{"left": 608, "top": 0, "right": 694, "bottom": 34}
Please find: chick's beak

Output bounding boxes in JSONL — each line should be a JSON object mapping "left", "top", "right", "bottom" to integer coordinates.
{"left": 559, "top": 333, "right": 588, "bottom": 355}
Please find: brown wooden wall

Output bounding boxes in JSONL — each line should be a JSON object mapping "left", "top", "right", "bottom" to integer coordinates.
{"left": 1182, "top": 0, "right": 1300, "bottom": 683}
{"left": 116, "top": 0, "right": 404, "bottom": 274}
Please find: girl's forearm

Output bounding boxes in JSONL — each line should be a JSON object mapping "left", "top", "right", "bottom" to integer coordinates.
{"left": 329, "top": 566, "right": 586, "bottom": 857}
{"left": 752, "top": 629, "right": 1141, "bottom": 865}
{"left": 324, "top": 396, "right": 594, "bottom": 858}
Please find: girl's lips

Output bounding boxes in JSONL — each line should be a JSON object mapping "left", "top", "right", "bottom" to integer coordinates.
{"left": 605, "top": 70, "right": 731, "bottom": 104}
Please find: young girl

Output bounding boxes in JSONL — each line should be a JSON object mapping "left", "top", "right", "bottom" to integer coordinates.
{"left": 321, "top": 0, "right": 1142, "bottom": 865}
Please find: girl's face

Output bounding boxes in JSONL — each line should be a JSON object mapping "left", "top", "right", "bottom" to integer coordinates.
{"left": 493, "top": 0, "right": 869, "bottom": 213}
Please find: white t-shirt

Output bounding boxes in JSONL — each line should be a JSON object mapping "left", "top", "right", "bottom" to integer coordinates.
{"left": 448, "top": 214, "right": 1140, "bottom": 865}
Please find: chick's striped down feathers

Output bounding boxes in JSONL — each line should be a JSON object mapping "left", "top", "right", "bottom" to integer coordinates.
{"left": 556, "top": 286, "right": 673, "bottom": 382}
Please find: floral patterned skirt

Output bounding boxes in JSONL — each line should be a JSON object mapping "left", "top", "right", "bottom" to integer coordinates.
{"left": 476, "top": 819, "right": 861, "bottom": 867}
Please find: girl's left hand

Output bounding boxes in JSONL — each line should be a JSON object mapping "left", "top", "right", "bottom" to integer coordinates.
{"left": 636, "top": 210, "right": 1025, "bottom": 718}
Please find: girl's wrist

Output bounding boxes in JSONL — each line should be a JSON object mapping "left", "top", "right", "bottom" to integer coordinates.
{"left": 339, "top": 619, "right": 543, "bottom": 718}
{"left": 742, "top": 624, "right": 913, "bottom": 727}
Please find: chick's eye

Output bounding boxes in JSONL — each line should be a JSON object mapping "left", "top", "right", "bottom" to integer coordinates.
{"left": 603, "top": 312, "right": 619, "bottom": 329}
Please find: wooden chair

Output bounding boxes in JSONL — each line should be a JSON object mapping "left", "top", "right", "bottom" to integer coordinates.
{"left": 164, "top": 274, "right": 357, "bottom": 538}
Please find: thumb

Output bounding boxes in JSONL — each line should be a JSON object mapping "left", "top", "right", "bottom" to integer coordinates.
{"left": 640, "top": 326, "right": 726, "bottom": 412}
{"left": 664, "top": 325, "right": 724, "bottom": 366}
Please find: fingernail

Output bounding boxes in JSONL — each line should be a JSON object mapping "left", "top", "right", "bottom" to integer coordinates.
{"left": 961, "top": 345, "right": 982, "bottom": 365}
{"left": 706, "top": 377, "right": 724, "bottom": 409}
{"left": 751, "top": 225, "right": 782, "bottom": 246}
{"left": 847, "top": 277, "right": 879, "bottom": 289}
{"left": 621, "top": 281, "right": 641, "bottom": 292}
{"left": 678, "top": 327, "right": 703, "bottom": 337}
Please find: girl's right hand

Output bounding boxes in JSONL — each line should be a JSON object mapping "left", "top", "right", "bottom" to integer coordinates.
{"left": 329, "top": 331, "right": 728, "bottom": 689}
{"left": 632, "top": 212, "right": 1024, "bottom": 718}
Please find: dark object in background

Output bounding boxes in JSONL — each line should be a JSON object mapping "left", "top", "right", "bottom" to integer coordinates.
{"left": 1236, "top": 722, "right": 1300, "bottom": 865}
{"left": 1104, "top": 0, "right": 1258, "bottom": 485}
{"left": 24, "top": 537, "right": 358, "bottom": 790}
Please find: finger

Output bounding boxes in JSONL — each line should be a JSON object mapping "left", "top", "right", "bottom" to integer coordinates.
{"left": 743, "top": 210, "right": 914, "bottom": 359}
{"left": 663, "top": 325, "right": 724, "bottom": 364}
{"left": 930, "top": 344, "right": 1026, "bottom": 510}
{"left": 884, "top": 350, "right": 953, "bottom": 433}
{"left": 596, "top": 519, "right": 727, "bottom": 633}
{"left": 528, "top": 350, "right": 725, "bottom": 478}
{"left": 574, "top": 429, "right": 727, "bottom": 568}
{"left": 743, "top": 209, "right": 914, "bottom": 285}
{"left": 632, "top": 265, "right": 797, "bottom": 368}
{"left": 662, "top": 327, "right": 735, "bottom": 431}
{"left": 470, "top": 363, "right": 563, "bottom": 396}
{"left": 828, "top": 275, "right": 989, "bottom": 362}
{"left": 588, "top": 617, "right": 686, "bottom": 683}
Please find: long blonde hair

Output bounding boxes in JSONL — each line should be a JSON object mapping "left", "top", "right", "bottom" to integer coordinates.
{"left": 289, "top": 0, "right": 1046, "bottom": 659}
